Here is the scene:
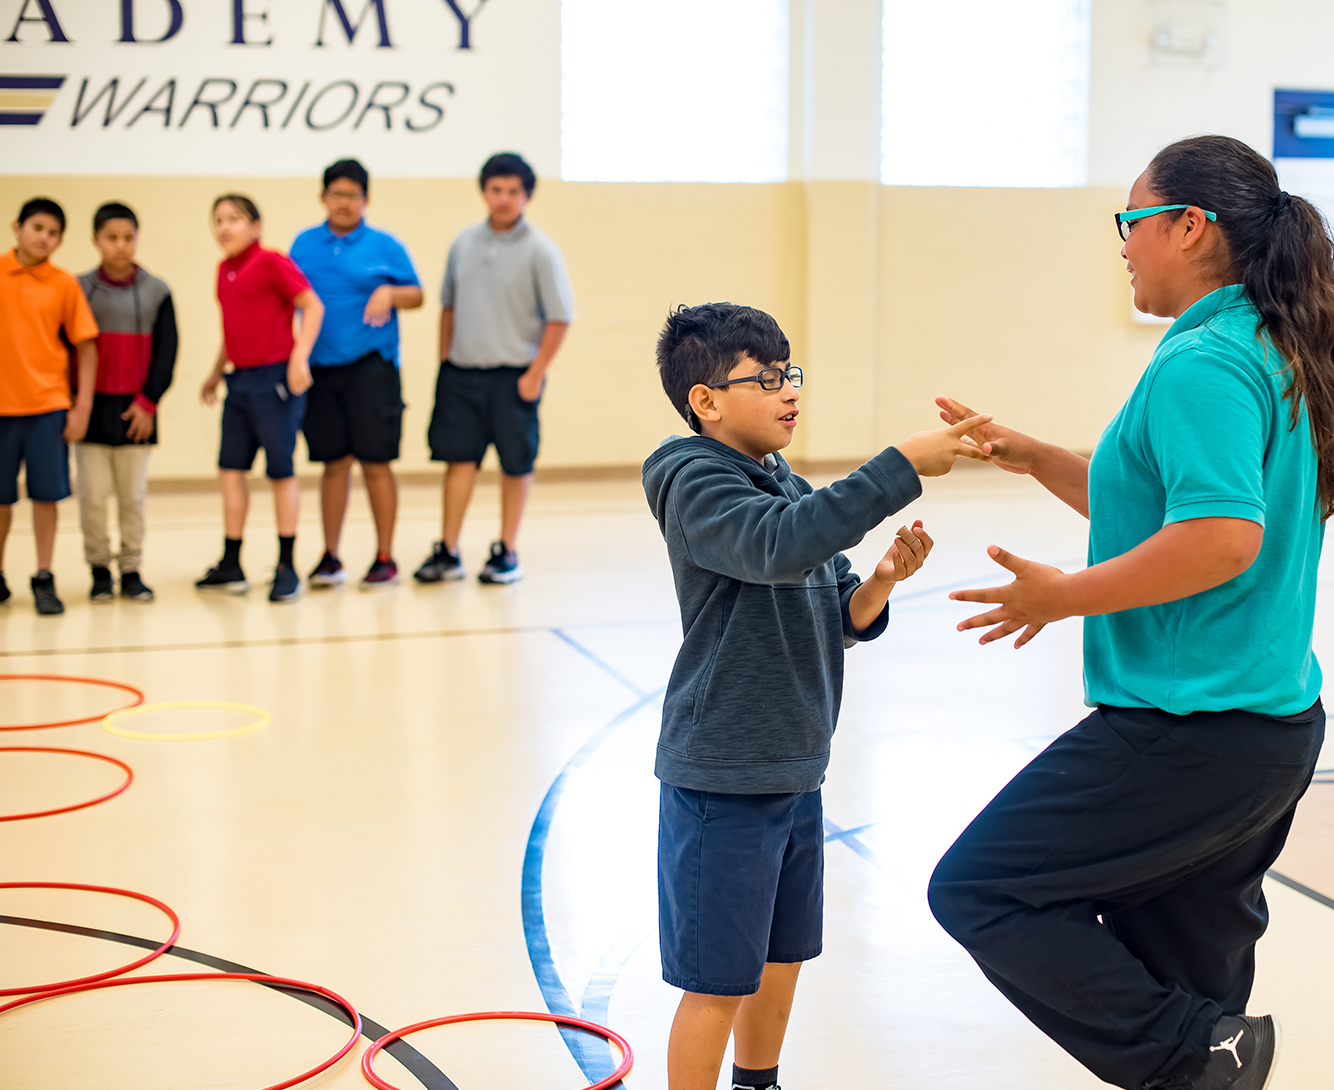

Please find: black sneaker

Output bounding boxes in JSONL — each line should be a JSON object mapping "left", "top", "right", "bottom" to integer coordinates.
{"left": 269, "top": 562, "right": 301, "bottom": 603}
{"left": 90, "top": 565, "right": 115, "bottom": 602}
{"left": 1198, "top": 1014, "right": 1280, "bottom": 1090}
{"left": 414, "top": 542, "right": 464, "bottom": 583}
{"left": 308, "top": 551, "right": 346, "bottom": 587}
{"left": 195, "top": 561, "right": 249, "bottom": 595}
{"left": 477, "top": 541, "right": 523, "bottom": 585}
{"left": 0, "top": 572, "right": 9, "bottom": 604}
{"left": 120, "top": 571, "right": 155, "bottom": 602}
{"left": 360, "top": 557, "right": 400, "bottom": 592}
{"left": 31, "top": 571, "right": 64, "bottom": 615}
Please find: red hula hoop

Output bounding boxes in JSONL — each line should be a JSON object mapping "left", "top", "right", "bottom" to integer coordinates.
{"left": 0, "top": 674, "right": 145, "bottom": 731}
{"left": 0, "top": 882, "right": 180, "bottom": 996}
{"left": 361, "top": 1010, "right": 634, "bottom": 1090}
{"left": 0, "top": 972, "right": 362, "bottom": 1090}
{"left": 0, "top": 747, "right": 133, "bottom": 821}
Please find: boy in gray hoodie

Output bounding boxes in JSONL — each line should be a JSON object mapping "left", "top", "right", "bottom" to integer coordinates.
{"left": 643, "top": 303, "right": 991, "bottom": 1090}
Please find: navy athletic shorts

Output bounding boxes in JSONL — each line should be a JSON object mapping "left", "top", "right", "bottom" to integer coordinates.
{"left": 0, "top": 410, "right": 70, "bottom": 505}
{"left": 304, "top": 352, "right": 404, "bottom": 465}
{"left": 219, "top": 362, "right": 307, "bottom": 480}
{"left": 427, "top": 361, "right": 541, "bottom": 476}
{"left": 658, "top": 783, "right": 824, "bottom": 996}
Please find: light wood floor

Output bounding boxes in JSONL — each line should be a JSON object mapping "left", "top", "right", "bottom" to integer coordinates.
{"left": 1, "top": 468, "right": 1330, "bottom": 1088}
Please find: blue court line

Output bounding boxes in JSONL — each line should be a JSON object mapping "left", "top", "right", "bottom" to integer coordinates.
{"left": 579, "top": 930, "right": 653, "bottom": 1030}
{"left": 1267, "top": 869, "right": 1334, "bottom": 912}
{"left": 521, "top": 683, "right": 664, "bottom": 1085}
{"left": 550, "top": 627, "right": 647, "bottom": 697}
{"left": 823, "top": 817, "right": 889, "bottom": 872}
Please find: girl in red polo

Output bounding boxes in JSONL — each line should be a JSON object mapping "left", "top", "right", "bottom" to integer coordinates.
{"left": 196, "top": 194, "right": 323, "bottom": 602}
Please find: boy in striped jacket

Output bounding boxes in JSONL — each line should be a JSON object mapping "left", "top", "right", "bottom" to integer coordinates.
{"left": 75, "top": 202, "right": 177, "bottom": 602}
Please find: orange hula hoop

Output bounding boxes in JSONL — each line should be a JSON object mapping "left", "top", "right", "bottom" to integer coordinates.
{"left": 0, "top": 674, "right": 145, "bottom": 731}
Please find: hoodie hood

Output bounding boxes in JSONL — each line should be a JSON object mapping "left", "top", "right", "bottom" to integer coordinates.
{"left": 643, "top": 434, "right": 791, "bottom": 529}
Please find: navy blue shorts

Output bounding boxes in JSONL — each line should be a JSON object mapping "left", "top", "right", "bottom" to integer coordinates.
{"left": 0, "top": 410, "right": 70, "bottom": 505}
{"left": 219, "top": 362, "right": 307, "bottom": 480}
{"left": 658, "top": 784, "right": 824, "bottom": 996}
{"left": 427, "top": 361, "right": 541, "bottom": 476}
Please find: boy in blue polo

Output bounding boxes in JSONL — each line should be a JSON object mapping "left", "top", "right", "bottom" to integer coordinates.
{"left": 643, "top": 303, "right": 990, "bottom": 1090}
{"left": 290, "top": 159, "right": 422, "bottom": 591}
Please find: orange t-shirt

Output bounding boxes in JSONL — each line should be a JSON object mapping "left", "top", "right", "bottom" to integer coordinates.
{"left": 0, "top": 249, "right": 99, "bottom": 416}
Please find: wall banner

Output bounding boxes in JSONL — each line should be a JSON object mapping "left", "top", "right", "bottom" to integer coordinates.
{"left": 0, "top": 0, "right": 559, "bottom": 177}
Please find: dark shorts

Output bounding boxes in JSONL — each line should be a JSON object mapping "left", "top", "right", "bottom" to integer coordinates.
{"left": 658, "top": 783, "right": 824, "bottom": 996}
{"left": 304, "top": 353, "right": 404, "bottom": 464}
{"left": 427, "top": 361, "right": 541, "bottom": 476}
{"left": 219, "top": 362, "right": 307, "bottom": 480}
{"left": 0, "top": 410, "right": 70, "bottom": 505}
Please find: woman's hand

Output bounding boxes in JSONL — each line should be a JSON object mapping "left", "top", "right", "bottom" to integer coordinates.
{"left": 950, "top": 544, "right": 1070, "bottom": 648}
{"left": 936, "top": 397, "right": 1041, "bottom": 476}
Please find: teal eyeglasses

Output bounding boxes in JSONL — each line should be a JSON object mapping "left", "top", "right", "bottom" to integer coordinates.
{"left": 1115, "top": 205, "right": 1217, "bottom": 241}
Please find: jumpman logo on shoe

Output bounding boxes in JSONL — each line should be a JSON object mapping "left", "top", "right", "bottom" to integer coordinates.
{"left": 1210, "top": 1028, "right": 1245, "bottom": 1069}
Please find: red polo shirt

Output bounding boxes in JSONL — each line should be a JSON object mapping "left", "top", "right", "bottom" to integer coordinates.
{"left": 216, "top": 242, "right": 311, "bottom": 368}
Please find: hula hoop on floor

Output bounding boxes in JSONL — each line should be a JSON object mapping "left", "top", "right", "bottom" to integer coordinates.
{"left": 0, "top": 747, "right": 133, "bottom": 821}
{"left": 0, "top": 674, "right": 144, "bottom": 731}
{"left": 102, "top": 701, "right": 271, "bottom": 742}
{"left": 0, "top": 972, "right": 362, "bottom": 1090}
{"left": 0, "top": 882, "right": 180, "bottom": 996}
{"left": 361, "top": 1010, "right": 634, "bottom": 1090}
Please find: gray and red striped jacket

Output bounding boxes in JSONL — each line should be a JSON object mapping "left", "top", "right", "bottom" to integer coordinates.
{"left": 75, "top": 266, "right": 177, "bottom": 445}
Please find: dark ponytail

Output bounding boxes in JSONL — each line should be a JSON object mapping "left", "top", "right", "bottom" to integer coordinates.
{"left": 1148, "top": 136, "right": 1334, "bottom": 518}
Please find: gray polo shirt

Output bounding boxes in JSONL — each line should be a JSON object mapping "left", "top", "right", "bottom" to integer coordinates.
{"left": 440, "top": 217, "right": 575, "bottom": 367}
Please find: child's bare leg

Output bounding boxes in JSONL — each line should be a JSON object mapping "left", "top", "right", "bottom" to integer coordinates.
{"left": 733, "top": 961, "right": 802, "bottom": 1068}
{"left": 0, "top": 504, "right": 11, "bottom": 570}
{"left": 440, "top": 462, "right": 477, "bottom": 551}
{"left": 221, "top": 470, "right": 249, "bottom": 537}
{"left": 668, "top": 991, "right": 743, "bottom": 1090}
{"left": 271, "top": 476, "right": 299, "bottom": 537}
{"left": 32, "top": 501, "right": 57, "bottom": 571}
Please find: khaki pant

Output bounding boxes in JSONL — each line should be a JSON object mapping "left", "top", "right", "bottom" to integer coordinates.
{"left": 75, "top": 443, "right": 151, "bottom": 572}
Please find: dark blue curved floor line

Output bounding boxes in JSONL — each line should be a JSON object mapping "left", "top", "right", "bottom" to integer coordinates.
{"left": 521, "top": 679, "right": 664, "bottom": 1084}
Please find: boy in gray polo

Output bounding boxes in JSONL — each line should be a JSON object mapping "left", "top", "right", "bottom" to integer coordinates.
{"left": 415, "top": 152, "right": 574, "bottom": 586}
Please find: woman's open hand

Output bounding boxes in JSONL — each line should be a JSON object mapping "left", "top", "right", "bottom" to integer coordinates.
{"left": 950, "top": 544, "right": 1069, "bottom": 648}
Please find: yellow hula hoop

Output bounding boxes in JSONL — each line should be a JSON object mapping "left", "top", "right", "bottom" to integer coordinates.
{"left": 102, "top": 701, "right": 271, "bottom": 742}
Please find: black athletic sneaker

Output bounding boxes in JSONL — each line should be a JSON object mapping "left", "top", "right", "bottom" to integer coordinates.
{"left": 414, "top": 542, "right": 464, "bottom": 583}
{"left": 477, "top": 541, "right": 523, "bottom": 585}
{"left": 120, "top": 571, "right": 155, "bottom": 602}
{"left": 0, "top": 572, "right": 10, "bottom": 604}
{"left": 195, "top": 561, "right": 249, "bottom": 595}
{"left": 90, "top": 565, "right": 115, "bottom": 602}
{"left": 31, "top": 571, "right": 64, "bottom": 615}
{"left": 360, "top": 557, "right": 400, "bottom": 591}
{"left": 308, "top": 551, "right": 346, "bottom": 587}
{"left": 269, "top": 562, "right": 301, "bottom": 603}
{"left": 1197, "top": 1015, "right": 1280, "bottom": 1089}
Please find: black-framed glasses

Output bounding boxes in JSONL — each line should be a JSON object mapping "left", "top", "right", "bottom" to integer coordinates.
{"left": 709, "top": 365, "right": 803, "bottom": 392}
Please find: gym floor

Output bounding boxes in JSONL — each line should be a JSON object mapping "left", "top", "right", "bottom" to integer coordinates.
{"left": 1, "top": 467, "right": 1331, "bottom": 1088}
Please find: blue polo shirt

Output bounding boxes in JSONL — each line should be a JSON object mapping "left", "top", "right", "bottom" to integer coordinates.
{"left": 1084, "top": 283, "right": 1324, "bottom": 716}
{"left": 289, "top": 221, "right": 420, "bottom": 367}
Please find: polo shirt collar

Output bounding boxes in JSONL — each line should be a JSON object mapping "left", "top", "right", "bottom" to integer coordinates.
{"left": 323, "top": 220, "right": 368, "bottom": 244}
{"left": 486, "top": 216, "right": 530, "bottom": 242}
{"left": 97, "top": 265, "right": 140, "bottom": 287}
{"left": 2, "top": 248, "right": 55, "bottom": 280}
{"left": 1164, "top": 283, "right": 1250, "bottom": 343}
{"left": 224, "top": 240, "right": 261, "bottom": 272}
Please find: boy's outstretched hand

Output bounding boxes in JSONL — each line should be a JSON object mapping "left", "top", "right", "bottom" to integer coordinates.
{"left": 848, "top": 520, "right": 933, "bottom": 633}
{"left": 896, "top": 415, "right": 993, "bottom": 476}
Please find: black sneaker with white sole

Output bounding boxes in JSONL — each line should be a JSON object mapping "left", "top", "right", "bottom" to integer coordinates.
{"left": 269, "top": 562, "right": 302, "bottom": 602}
{"left": 90, "top": 565, "right": 115, "bottom": 602}
{"left": 308, "top": 551, "right": 346, "bottom": 587}
{"left": 31, "top": 571, "right": 64, "bottom": 615}
{"left": 477, "top": 541, "right": 523, "bottom": 585}
{"left": 1197, "top": 1014, "right": 1280, "bottom": 1090}
{"left": 0, "top": 571, "right": 10, "bottom": 604}
{"left": 120, "top": 571, "right": 155, "bottom": 602}
{"left": 414, "top": 542, "right": 464, "bottom": 583}
{"left": 195, "top": 561, "right": 249, "bottom": 595}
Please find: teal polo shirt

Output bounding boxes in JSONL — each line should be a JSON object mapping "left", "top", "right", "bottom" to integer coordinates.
{"left": 1084, "top": 283, "right": 1323, "bottom": 716}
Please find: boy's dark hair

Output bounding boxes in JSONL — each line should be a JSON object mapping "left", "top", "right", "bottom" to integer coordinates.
{"left": 212, "top": 193, "right": 261, "bottom": 221}
{"left": 18, "top": 197, "right": 65, "bottom": 232}
{"left": 94, "top": 202, "right": 138, "bottom": 234}
{"left": 323, "top": 158, "right": 369, "bottom": 195}
{"left": 656, "top": 303, "right": 791, "bottom": 434}
{"left": 479, "top": 152, "right": 536, "bottom": 197}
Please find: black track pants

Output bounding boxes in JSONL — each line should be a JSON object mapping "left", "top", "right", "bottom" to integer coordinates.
{"left": 927, "top": 701, "right": 1324, "bottom": 1089}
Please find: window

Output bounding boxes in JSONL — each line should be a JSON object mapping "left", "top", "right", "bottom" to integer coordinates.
{"left": 560, "top": 0, "right": 789, "bottom": 183}
{"left": 881, "top": 0, "right": 1091, "bottom": 187}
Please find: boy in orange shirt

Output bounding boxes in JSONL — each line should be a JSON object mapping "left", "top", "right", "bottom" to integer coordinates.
{"left": 0, "top": 198, "right": 99, "bottom": 614}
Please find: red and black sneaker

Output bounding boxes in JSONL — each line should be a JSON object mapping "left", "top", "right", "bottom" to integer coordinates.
{"left": 360, "top": 556, "right": 400, "bottom": 592}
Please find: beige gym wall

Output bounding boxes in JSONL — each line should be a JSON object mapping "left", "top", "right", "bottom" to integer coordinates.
{"left": 0, "top": 176, "right": 1161, "bottom": 480}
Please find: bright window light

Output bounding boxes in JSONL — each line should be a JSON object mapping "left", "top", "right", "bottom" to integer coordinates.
{"left": 882, "top": 0, "right": 1091, "bottom": 187}
{"left": 561, "top": 0, "right": 789, "bottom": 183}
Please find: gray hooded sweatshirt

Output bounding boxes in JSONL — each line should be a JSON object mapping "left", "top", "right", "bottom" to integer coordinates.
{"left": 642, "top": 435, "right": 922, "bottom": 794}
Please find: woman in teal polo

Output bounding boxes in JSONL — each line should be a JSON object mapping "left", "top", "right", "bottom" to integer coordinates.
{"left": 927, "top": 135, "right": 1329, "bottom": 1090}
